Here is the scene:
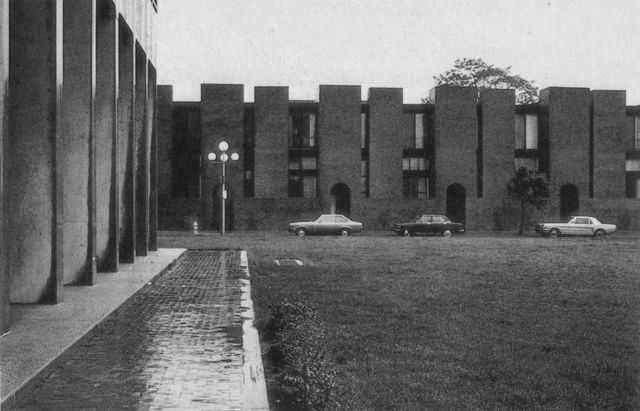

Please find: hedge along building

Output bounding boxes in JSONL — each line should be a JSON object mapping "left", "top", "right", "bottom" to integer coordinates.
{"left": 0, "top": 0, "right": 158, "bottom": 334}
{"left": 157, "top": 84, "right": 640, "bottom": 234}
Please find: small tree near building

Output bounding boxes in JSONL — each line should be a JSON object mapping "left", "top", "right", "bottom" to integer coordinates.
{"left": 507, "top": 167, "right": 550, "bottom": 234}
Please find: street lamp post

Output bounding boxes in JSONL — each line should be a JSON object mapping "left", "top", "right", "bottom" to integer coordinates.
{"left": 207, "top": 141, "right": 239, "bottom": 235}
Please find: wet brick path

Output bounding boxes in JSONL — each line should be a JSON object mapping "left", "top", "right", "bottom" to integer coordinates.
{"left": 13, "top": 250, "right": 247, "bottom": 411}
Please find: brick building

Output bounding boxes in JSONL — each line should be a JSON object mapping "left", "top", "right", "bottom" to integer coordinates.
{"left": 0, "top": 0, "right": 158, "bottom": 333}
{"left": 158, "top": 84, "right": 640, "bottom": 234}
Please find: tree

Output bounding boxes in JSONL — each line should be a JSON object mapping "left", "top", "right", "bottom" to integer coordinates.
{"left": 507, "top": 167, "right": 550, "bottom": 235}
{"left": 432, "top": 58, "right": 539, "bottom": 104}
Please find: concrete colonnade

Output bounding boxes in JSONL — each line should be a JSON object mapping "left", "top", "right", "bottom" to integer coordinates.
{"left": 1, "top": 0, "right": 157, "bottom": 334}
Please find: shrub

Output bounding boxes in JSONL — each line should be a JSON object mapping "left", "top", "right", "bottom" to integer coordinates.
{"left": 265, "top": 299, "right": 337, "bottom": 410}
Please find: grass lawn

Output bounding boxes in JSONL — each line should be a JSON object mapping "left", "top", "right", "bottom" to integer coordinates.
{"left": 159, "top": 231, "right": 640, "bottom": 410}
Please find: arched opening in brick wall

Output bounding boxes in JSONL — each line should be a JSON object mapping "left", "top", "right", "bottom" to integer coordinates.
{"left": 330, "top": 183, "right": 351, "bottom": 217}
{"left": 560, "top": 184, "right": 579, "bottom": 219}
{"left": 446, "top": 183, "right": 466, "bottom": 227}
{"left": 212, "top": 184, "right": 235, "bottom": 231}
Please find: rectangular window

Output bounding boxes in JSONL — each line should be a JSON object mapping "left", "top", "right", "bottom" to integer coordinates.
{"left": 303, "top": 176, "right": 317, "bottom": 198}
{"left": 526, "top": 114, "right": 538, "bottom": 149}
{"left": 515, "top": 157, "right": 539, "bottom": 171}
{"left": 361, "top": 113, "right": 367, "bottom": 148}
{"left": 289, "top": 111, "right": 317, "bottom": 148}
{"left": 402, "top": 157, "right": 427, "bottom": 171}
{"left": 361, "top": 160, "right": 368, "bottom": 195}
{"left": 626, "top": 159, "right": 640, "bottom": 172}
{"left": 403, "top": 176, "right": 428, "bottom": 198}
{"left": 636, "top": 116, "right": 640, "bottom": 150}
{"left": 415, "top": 113, "right": 424, "bottom": 149}
{"left": 515, "top": 114, "right": 538, "bottom": 149}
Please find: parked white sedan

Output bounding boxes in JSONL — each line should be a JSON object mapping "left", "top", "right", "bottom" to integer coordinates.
{"left": 535, "top": 216, "right": 616, "bottom": 239}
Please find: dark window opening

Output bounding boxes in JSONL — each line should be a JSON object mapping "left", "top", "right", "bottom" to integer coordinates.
{"left": 243, "top": 107, "right": 255, "bottom": 197}
{"left": 560, "top": 184, "right": 580, "bottom": 219}
{"left": 171, "top": 105, "right": 201, "bottom": 198}
{"left": 446, "top": 184, "right": 466, "bottom": 226}
{"left": 361, "top": 110, "right": 369, "bottom": 196}
{"left": 331, "top": 183, "right": 351, "bottom": 216}
{"left": 289, "top": 110, "right": 317, "bottom": 148}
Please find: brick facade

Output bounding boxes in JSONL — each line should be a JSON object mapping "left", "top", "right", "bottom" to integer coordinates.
{"left": 157, "top": 84, "right": 640, "bottom": 232}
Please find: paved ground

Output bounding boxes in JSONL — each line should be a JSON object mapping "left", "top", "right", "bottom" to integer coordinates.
{"left": 7, "top": 250, "right": 263, "bottom": 410}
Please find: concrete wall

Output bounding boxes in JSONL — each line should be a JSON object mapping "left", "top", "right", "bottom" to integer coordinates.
{"left": 541, "top": 87, "right": 591, "bottom": 196}
{"left": 1, "top": 0, "right": 9, "bottom": 331}
{"left": 254, "top": 86, "right": 288, "bottom": 198}
{"left": 318, "top": 85, "right": 361, "bottom": 207}
{"left": 368, "top": 88, "right": 403, "bottom": 199}
{"left": 200, "top": 84, "right": 245, "bottom": 230}
{"left": 134, "top": 43, "right": 148, "bottom": 256}
{"left": 591, "top": 90, "right": 627, "bottom": 198}
{"left": 95, "top": 0, "right": 118, "bottom": 272}
{"left": 157, "top": 85, "right": 173, "bottom": 204}
{"left": 61, "top": 0, "right": 96, "bottom": 285}
{"left": 8, "top": 0, "right": 64, "bottom": 303}
{"left": 113, "top": 0, "right": 156, "bottom": 64}
{"left": 148, "top": 64, "right": 158, "bottom": 251}
{"left": 431, "top": 86, "right": 478, "bottom": 198}
{"left": 117, "top": 20, "right": 135, "bottom": 263}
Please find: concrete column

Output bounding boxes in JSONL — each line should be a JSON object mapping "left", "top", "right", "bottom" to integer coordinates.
{"left": 200, "top": 84, "right": 244, "bottom": 230}
{"left": 95, "top": 0, "right": 118, "bottom": 272}
{"left": 8, "top": 0, "right": 64, "bottom": 302}
{"left": 479, "top": 88, "right": 515, "bottom": 201}
{"left": 134, "top": 43, "right": 148, "bottom": 256}
{"left": 431, "top": 86, "right": 478, "bottom": 199}
{"left": 148, "top": 63, "right": 157, "bottom": 251}
{"left": 117, "top": 19, "right": 135, "bottom": 263}
{"left": 317, "top": 85, "right": 361, "bottom": 204}
{"left": 156, "top": 85, "right": 173, "bottom": 205}
{"left": 591, "top": 90, "right": 627, "bottom": 199}
{"left": 0, "top": 0, "right": 9, "bottom": 332}
{"left": 368, "top": 88, "right": 403, "bottom": 199}
{"left": 540, "top": 87, "right": 591, "bottom": 196}
{"left": 254, "top": 86, "right": 289, "bottom": 198}
{"left": 62, "top": 0, "right": 96, "bottom": 285}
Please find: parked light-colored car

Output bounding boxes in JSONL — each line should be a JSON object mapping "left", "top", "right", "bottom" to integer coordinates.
{"left": 288, "top": 214, "right": 364, "bottom": 237}
{"left": 535, "top": 216, "right": 616, "bottom": 239}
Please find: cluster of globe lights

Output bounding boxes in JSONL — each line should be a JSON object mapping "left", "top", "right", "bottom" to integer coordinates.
{"left": 207, "top": 141, "right": 239, "bottom": 162}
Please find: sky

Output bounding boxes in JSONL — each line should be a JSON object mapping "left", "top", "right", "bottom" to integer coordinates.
{"left": 157, "top": 0, "right": 640, "bottom": 105}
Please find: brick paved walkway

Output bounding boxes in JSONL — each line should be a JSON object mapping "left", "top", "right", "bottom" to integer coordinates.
{"left": 11, "top": 250, "right": 256, "bottom": 411}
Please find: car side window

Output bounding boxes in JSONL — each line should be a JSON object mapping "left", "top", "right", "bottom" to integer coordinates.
{"left": 335, "top": 216, "right": 347, "bottom": 223}
{"left": 432, "top": 216, "right": 443, "bottom": 223}
{"left": 318, "top": 216, "right": 329, "bottom": 223}
{"left": 574, "top": 218, "right": 589, "bottom": 224}
{"left": 420, "top": 216, "right": 430, "bottom": 223}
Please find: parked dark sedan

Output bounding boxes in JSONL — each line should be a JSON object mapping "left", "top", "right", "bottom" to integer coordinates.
{"left": 392, "top": 214, "right": 465, "bottom": 237}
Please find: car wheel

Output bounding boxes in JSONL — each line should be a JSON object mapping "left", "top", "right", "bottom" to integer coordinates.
{"left": 594, "top": 229, "right": 606, "bottom": 239}
{"left": 340, "top": 228, "right": 351, "bottom": 237}
{"left": 296, "top": 228, "right": 307, "bottom": 237}
{"left": 443, "top": 230, "right": 452, "bottom": 238}
{"left": 549, "top": 228, "right": 560, "bottom": 238}
{"left": 403, "top": 229, "right": 411, "bottom": 237}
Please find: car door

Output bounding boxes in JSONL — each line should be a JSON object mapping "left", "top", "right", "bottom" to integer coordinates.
{"left": 430, "top": 216, "right": 444, "bottom": 234}
{"left": 334, "top": 215, "right": 348, "bottom": 232}
{"left": 415, "top": 215, "right": 429, "bottom": 234}
{"left": 562, "top": 218, "right": 579, "bottom": 235}
{"left": 577, "top": 218, "right": 595, "bottom": 235}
